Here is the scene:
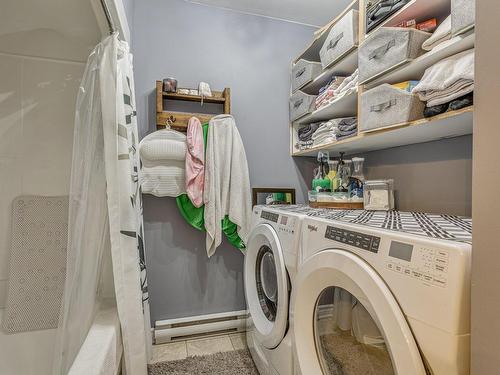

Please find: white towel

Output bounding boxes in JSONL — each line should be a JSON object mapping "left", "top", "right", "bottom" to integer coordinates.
{"left": 203, "top": 115, "right": 252, "bottom": 257}
{"left": 139, "top": 129, "right": 187, "bottom": 197}
{"left": 412, "top": 49, "right": 474, "bottom": 106}
{"left": 422, "top": 15, "right": 452, "bottom": 51}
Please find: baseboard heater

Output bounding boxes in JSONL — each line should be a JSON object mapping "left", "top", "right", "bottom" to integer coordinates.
{"left": 154, "top": 310, "right": 248, "bottom": 344}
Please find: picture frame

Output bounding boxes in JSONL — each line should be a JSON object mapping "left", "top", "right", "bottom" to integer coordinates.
{"left": 252, "top": 188, "right": 296, "bottom": 207}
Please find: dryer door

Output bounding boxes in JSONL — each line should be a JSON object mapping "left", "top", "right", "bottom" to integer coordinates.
{"left": 292, "top": 249, "right": 426, "bottom": 375}
{"left": 245, "top": 223, "right": 289, "bottom": 349}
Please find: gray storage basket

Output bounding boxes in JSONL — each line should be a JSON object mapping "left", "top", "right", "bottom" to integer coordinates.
{"left": 360, "top": 84, "right": 425, "bottom": 132}
{"left": 319, "top": 10, "right": 359, "bottom": 69}
{"left": 452, "top": 0, "right": 475, "bottom": 35}
{"left": 290, "top": 91, "right": 317, "bottom": 122}
{"left": 359, "top": 27, "right": 431, "bottom": 83}
{"left": 292, "top": 59, "right": 322, "bottom": 93}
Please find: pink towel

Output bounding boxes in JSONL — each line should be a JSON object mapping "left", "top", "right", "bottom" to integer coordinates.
{"left": 186, "top": 117, "right": 205, "bottom": 207}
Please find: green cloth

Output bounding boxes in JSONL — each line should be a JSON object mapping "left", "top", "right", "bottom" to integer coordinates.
{"left": 176, "top": 123, "right": 245, "bottom": 249}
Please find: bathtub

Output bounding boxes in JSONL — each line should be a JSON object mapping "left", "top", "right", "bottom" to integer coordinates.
{"left": 0, "top": 303, "right": 122, "bottom": 375}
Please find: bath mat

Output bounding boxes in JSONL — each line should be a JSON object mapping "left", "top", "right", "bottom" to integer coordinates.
{"left": 2, "top": 196, "right": 69, "bottom": 333}
{"left": 148, "top": 349, "right": 259, "bottom": 375}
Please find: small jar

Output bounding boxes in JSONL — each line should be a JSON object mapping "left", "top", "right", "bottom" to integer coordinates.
{"left": 163, "top": 77, "right": 178, "bottom": 93}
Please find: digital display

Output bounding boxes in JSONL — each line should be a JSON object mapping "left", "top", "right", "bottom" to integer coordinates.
{"left": 389, "top": 241, "right": 414, "bottom": 262}
{"left": 261, "top": 210, "right": 279, "bottom": 223}
{"left": 280, "top": 216, "right": 288, "bottom": 225}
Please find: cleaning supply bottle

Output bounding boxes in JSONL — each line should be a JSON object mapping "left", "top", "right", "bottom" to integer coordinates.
{"left": 312, "top": 152, "right": 331, "bottom": 191}
{"left": 327, "top": 159, "right": 339, "bottom": 191}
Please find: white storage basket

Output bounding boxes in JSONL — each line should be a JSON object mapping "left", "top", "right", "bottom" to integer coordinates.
{"left": 452, "top": 0, "right": 475, "bottom": 35}
{"left": 359, "top": 27, "right": 430, "bottom": 83}
{"left": 289, "top": 91, "right": 317, "bottom": 122}
{"left": 360, "top": 84, "right": 425, "bottom": 132}
{"left": 319, "top": 10, "right": 359, "bottom": 69}
{"left": 291, "top": 59, "right": 322, "bottom": 93}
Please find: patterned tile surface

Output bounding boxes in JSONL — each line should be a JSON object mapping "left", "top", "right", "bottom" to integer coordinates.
{"left": 265, "top": 205, "right": 472, "bottom": 243}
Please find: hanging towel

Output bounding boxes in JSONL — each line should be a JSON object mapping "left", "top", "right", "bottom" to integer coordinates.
{"left": 204, "top": 114, "right": 252, "bottom": 257}
{"left": 139, "top": 129, "right": 186, "bottom": 197}
{"left": 176, "top": 122, "right": 245, "bottom": 250}
{"left": 186, "top": 117, "right": 205, "bottom": 207}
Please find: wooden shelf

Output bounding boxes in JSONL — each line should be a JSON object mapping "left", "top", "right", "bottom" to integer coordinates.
{"left": 295, "top": 89, "right": 358, "bottom": 124}
{"left": 292, "top": 107, "right": 473, "bottom": 156}
{"left": 299, "top": 48, "right": 358, "bottom": 95}
{"left": 156, "top": 81, "right": 230, "bottom": 130}
{"left": 365, "top": 0, "right": 450, "bottom": 38}
{"left": 162, "top": 91, "right": 227, "bottom": 104}
{"left": 362, "top": 31, "right": 475, "bottom": 88}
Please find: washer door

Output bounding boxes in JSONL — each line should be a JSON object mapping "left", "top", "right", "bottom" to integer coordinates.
{"left": 245, "top": 223, "right": 289, "bottom": 349}
{"left": 292, "top": 249, "right": 426, "bottom": 375}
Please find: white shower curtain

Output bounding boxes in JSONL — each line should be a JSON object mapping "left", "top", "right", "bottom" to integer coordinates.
{"left": 54, "top": 33, "right": 151, "bottom": 375}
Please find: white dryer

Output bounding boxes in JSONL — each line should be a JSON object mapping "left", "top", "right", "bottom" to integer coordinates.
{"left": 291, "top": 211, "right": 472, "bottom": 375}
{"left": 245, "top": 205, "right": 310, "bottom": 375}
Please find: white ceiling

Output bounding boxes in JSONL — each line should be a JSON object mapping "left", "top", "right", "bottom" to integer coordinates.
{"left": 185, "top": 0, "right": 354, "bottom": 27}
{"left": 0, "top": 0, "right": 101, "bottom": 62}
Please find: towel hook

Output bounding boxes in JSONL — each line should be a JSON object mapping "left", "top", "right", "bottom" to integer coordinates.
{"left": 166, "top": 115, "right": 176, "bottom": 129}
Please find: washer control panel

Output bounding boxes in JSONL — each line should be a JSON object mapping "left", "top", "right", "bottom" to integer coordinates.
{"left": 386, "top": 243, "right": 449, "bottom": 288}
{"left": 260, "top": 210, "right": 297, "bottom": 234}
{"left": 325, "top": 225, "right": 381, "bottom": 253}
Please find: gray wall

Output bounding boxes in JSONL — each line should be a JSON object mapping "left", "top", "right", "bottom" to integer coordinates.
{"left": 358, "top": 135, "right": 472, "bottom": 216}
{"left": 132, "top": 0, "right": 315, "bottom": 322}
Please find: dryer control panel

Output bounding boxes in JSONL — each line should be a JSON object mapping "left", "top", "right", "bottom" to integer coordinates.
{"left": 260, "top": 210, "right": 297, "bottom": 234}
{"left": 386, "top": 242, "right": 449, "bottom": 288}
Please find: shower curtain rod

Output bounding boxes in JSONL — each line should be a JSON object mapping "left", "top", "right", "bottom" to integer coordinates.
{"left": 99, "top": 0, "right": 116, "bottom": 35}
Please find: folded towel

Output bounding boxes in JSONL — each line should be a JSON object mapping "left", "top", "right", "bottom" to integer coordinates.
{"left": 412, "top": 49, "right": 474, "bottom": 106}
{"left": 422, "top": 15, "right": 451, "bottom": 51}
{"left": 298, "top": 123, "right": 320, "bottom": 141}
{"left": 422, "top": 79, "right": 474, "bottom": 107}
{"left": 338, "top": 117, "right": 357, "bottom": 130}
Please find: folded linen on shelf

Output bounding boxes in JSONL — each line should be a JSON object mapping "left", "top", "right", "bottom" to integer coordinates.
{"left": 315, "top": 77, "right": 346, "bottom": 108}
{"left": 422, "top": 15, "right": 451, "bottom": 51}
{"left": 298, "top": 123, "right": 320, "bottom": 141}
{"left": 412, "top": 49, "right": 474, "bottom": 107}
{"left": 315, "top": 70, "right": 359, "bottom": 110}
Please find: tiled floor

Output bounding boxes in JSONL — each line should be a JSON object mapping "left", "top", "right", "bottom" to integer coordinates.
{"left": 151, "top": 333, "right": 247, "bottom": 364}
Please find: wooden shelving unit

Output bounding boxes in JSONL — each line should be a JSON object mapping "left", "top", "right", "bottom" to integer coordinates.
{"left": 289, "top": 0, "right": 474, "bottom": 158}
{"left": 156, "top": 80, "right": 230, "bottom": 131}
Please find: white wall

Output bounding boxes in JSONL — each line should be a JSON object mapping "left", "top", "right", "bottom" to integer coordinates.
{"left": 0, "top": 52, "right": 83, "bottom": 308}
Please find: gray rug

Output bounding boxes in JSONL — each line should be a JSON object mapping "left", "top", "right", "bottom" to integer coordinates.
{"left": 148, "top": 349, "right": 259, "bottom": 375}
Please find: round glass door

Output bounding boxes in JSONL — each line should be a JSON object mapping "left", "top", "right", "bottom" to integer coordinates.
{"left": 256, "top": 246, "right": 278, "bottom": 321}
{"left": 314, "top": 287, "right": 394, "bottom": 375}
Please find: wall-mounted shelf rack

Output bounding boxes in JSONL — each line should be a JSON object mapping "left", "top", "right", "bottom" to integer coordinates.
{"left": 156, "top": 80, "right": 230, "bottom": 131}
{"left": 293, "top": 107, "right": 472, "bottom": 156}
{"left": 289, "top": 0, "right": 474, "bottom": 158}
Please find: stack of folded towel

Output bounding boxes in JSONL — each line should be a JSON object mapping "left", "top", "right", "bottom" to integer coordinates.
{"left": 412, "top": 49, "right": 474, "bottom": 117}
{"left": 308, "top": 117, "right": 358, "bottom": 147}
{"left": 312, "top": 120, "right": 339, "bottom": 146}
{"left": 296, "top": 123, "right": 320, "bottom": 150}
{"left": 336, "top": 117, "right": 358, "bottom": 141}
{"left": 315, "top": 70, "right": 359, "bottom": 110}
{"left": 421, "top": 15, "right": 452, "bottom": 52}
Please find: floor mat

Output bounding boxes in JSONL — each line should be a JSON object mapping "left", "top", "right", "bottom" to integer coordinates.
{"left": 2, "top": 196, "right": 69, "bottom": 333}
{"left": 148, "top": 349, "right": 259, "bottom": 375}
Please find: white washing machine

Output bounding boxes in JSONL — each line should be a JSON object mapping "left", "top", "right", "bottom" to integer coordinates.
{"left": 291, "top": 211, "right": 472, "bottom": 375}
{"left": 245, "top": 205, "right": 311, "bottom": 375}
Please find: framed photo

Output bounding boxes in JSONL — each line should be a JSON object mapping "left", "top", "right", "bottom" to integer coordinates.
{"left": 252, "top": 188, "right": 296, "bottom": 207}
